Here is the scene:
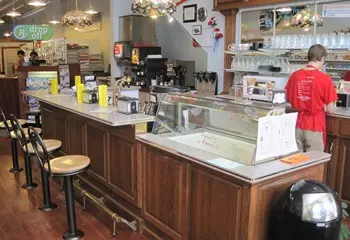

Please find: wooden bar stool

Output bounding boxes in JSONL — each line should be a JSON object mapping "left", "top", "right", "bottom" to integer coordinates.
{"left": 28, "top": 127, "right": 90, "bottom": 240}
{"left": 9, "top": 114, "right": 42, "bottom": 189}
{"left": 0, "top": 108, "right": 26, "bottom": 173}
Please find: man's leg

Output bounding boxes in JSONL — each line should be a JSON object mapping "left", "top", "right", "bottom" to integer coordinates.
{"left": 303, "top": 130, "right": 324, "bottom": 152}
{"left": 296, "top": 129, "right": 305, "bottom": 152}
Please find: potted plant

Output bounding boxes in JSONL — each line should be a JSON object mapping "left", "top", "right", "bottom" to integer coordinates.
{"left": 340, "top": 202, "right": 350, "bottom": 240}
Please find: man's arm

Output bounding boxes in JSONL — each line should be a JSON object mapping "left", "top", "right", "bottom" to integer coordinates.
{"left": 325, "top": 102, "right": 336, "bottom": 114}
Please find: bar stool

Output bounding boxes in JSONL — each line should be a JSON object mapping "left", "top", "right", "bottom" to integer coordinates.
{"left": 26, "top": 137, "right": 62, "bottom": 211}
{"left": 0, "top": 108, "right": 26, "bottom": 173}
{"left": 28, "top": 127, "right": 90, "bottom": 240}
{"left": 9, "top": 114, "right": 42, "bottom": 189}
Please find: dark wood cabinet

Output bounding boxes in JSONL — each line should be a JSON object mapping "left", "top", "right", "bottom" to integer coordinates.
{"left": 66, "top": 116, "right": 86, "bottom": 155}
{"left": 324, "top": 136, "right": 338, "bottom": 189}
{"left": 108, "top": 135, "right": 139, "bottom": 205}
{"left": 190, "top": 169, "right": 243, "bottom": 240}
{"left": 86, "top": 124, "right": 107, "bottom": 182}
{"left": 142, "top": 148, "right": 189, "bottom": 240}
{"left": 53, "top": 113, "right": 67, "bottom": 152}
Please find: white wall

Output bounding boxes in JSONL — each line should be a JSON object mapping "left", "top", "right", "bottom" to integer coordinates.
{"left": 171, "top": 0, "right": 225, "bottom": 93}
{"left": 155, "top": 17, "right": 207, "bottom": 72}
{"left": 110, "top": 0, "right": 225, "bottom": 92}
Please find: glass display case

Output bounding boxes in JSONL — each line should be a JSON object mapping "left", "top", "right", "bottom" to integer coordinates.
{"left": 152, "top": 94, "right": 297, "bottom": 166}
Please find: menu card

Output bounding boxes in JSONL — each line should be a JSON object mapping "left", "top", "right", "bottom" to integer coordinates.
{"left": 255, "top": 113, "right": 298, "bottom": 162}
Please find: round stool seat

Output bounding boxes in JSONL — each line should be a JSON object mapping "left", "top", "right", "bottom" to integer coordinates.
{"left": 0, "top": 119, "right": 27, "bottom": 129}
{"left": 25, "top": 139, "right": 62, "bottom": 154}
{"left": 44, "top": 155, "right": 90, "bottom": 175}
{"left": 11, "top": 128, "right": 42, "bottom": 139}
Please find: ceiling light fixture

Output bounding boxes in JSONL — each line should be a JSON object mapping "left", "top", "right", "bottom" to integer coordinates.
{"left": 28, "top": 0, "right": 47, "bottom": 7}
{"left": 0, "top": 19, "right": 4, "bottom": 24}
{"left": 132, "top": 0, "right": 176, "bottom": 18}
{"left": 7, "top": 0, "right": 21, "bottom": 17}
{"left": 4, "top": 32, "right": 12, "bottom": 37}
{"left": 61, "top": 0, "right": 92, "bottom": 29}
{"left": 49, "top": 19, "right": 60, "bottom": 24}
{"left": 85, "top": 0, "right": 98, "bottom": 15}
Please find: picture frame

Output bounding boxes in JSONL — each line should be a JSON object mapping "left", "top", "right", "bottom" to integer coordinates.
{"left": 183, "top": 4, "right": 197, "bottom": 23}
{"left": 192, "top": 25, "right": 202, "bottom": 35}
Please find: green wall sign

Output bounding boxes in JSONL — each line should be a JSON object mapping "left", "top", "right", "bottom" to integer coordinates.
{"left": 13, "top": 25, "right": 53, "bottom": 41}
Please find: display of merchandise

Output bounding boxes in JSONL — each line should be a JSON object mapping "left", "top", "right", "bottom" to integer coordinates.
{"left": 79, "top": 45, "right": 92, "bottom": 76}
{"left": 90, "top": 53, "right": 104, "bottom": 72}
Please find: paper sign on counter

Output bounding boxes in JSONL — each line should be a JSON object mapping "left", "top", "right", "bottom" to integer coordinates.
{"left": 281, "top": 154, "right": 311, "bottom": 164}
{"left": 255, "top": 113, "right": 298, "bottom": 162}
{"left": 207, "top": 158, "right": 245, "bottom": 170}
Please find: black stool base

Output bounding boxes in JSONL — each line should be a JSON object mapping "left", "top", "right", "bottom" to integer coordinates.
{"left": 39, "top": 203, "right": 57, "bottom": 212}
{"left": 22, "top": 182, "right": 38, "bottom": 190}
{"left": 62, "top": 229, "right": 84, "bottom": 240}
{"left": 9, "top": 167, "right": 23, "bottom": 173}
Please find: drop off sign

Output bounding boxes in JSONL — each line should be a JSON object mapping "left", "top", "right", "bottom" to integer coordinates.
{"left": 13, "top": 25, "right": 53, "bottom": 41}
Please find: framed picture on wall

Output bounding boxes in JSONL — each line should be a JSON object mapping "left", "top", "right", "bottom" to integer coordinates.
{"left": 192, "top": 25, "right": 202, "bottom": 35}
{"left": 183, "top": 4, "right": 197, "bottom": 23}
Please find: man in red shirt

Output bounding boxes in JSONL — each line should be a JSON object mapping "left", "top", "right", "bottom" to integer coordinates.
{"left": 285, "top": 44, "right": 338, "bottom": 152}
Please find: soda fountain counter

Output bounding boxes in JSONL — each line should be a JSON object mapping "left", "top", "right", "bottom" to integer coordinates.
{"left": 136, "top": 94, "right": 330, "bottom": 240}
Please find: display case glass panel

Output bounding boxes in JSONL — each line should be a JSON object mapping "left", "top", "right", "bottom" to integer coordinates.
{"left": 152, "top": 94, "right": 295, "bottom": 166}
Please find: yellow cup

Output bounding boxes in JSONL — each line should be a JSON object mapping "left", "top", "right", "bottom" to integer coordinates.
{"left": 75, "top": 76, "right": 81, "bottom": 87}
{"left": 50, "top": 78, "right": 58, "bottom": 95}
{"left": 77, "top": 83, "right": 85, "bottom": 103}
{"left": 98, "top": 85, "right": 108, "bottom": 107}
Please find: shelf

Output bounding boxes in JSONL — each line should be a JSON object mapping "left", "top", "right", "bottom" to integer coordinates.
{"left": 224, "top": 50, "right": 268, "bottom": 56}
{"left": 326, "top": 68, "right": 350, "bottom": 71}
{"left": 290, "top": 59, "right": 350, "bottom": 63}
{"left": 224, "top": 69, "right": 290, "bottom": 75}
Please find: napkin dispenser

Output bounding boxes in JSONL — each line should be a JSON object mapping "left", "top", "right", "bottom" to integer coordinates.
{"left": 117, "top": 97, "right": 139, "bottom": 114}
{"left": 82, "top": 90, "right": 98, "bottom": 104}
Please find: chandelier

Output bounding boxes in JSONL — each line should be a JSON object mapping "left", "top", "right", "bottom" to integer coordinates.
{"left": 61, "top": 0, "right": 92, "bottom": 29}
{"left": 131, "top": 0, "right": 176, "bottom": 18}
{"left": 291, "top": 8, "right": 323, "bottom": 31}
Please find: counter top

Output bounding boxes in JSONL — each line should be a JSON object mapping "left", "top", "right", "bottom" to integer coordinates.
{"left": 22, "top": 90, "right": 154, "bottom": 127}
{"left": 328, "top": 107, "right": 350, "bottom": 118}
{"left": 137, "top": 133, "right": 330, "bottom": 183}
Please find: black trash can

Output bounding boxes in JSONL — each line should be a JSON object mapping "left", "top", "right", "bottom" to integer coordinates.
{"left": 270, "top": 180, "right": 342, "bottom": 240}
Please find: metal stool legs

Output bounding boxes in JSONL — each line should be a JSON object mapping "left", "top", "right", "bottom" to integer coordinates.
{"left": 9, "top": 140, "right": 23, "bottom": 173}
{"left": 39, "top": 169, "right": 57, "bottom": 211}
{"left": 63, "top": 175, "right": 84, "bottom": 240}
{"left": 22, "top": 153, "right": 38, "bottom": 189}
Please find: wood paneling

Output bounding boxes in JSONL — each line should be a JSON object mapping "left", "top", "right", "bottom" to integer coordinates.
{"left": 324, "top": 136, "right": 338, "bottom": 189}
{"left": 339, "top": 118, "right": 350, "bottom": 137}
{"left": 41, "top": 107, "right": 54, "bottom": 139}
{"left": 337, "top": 139, "right": 350, "bottom": 203}
{"left": 190, "top": 168, "right": 242, "bottom": 240}
{"left": 53, "top": 113, "right": 67, "bottom": 152}
{"left": 109, "top": 135, "right": 138, "bottom": 205}
{"left": 66, "top": 116, "right": 86, "bottom": 155}
{"left": 0, "top": 78, "right": 20, "bottom": 118}
{"left": 326, "top": 116, "right": 337, "bottom": 135}
{"left": 142, "top": 148, "right": 188, "bottom": 240}
{"left": 86, "top": 124, "right": 107, "bottom": 182}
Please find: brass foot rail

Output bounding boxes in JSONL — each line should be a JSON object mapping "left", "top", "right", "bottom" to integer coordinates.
{"left": 73, "top": 180, "right": 137, "bottom": 235}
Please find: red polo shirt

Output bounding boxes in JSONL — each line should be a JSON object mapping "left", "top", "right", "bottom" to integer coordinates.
{"left": 285, "top": 67, "right": 338, "bottom": 137}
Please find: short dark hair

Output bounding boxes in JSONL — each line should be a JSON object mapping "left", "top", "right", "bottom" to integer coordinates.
{"left": 30, "top": 51, "right": 38, "bottom": 57}
{"left": 308, "top": 44, "right": 327, "bottom": 62}
{"left": 17, "top": 50, "right": 25, "bottom": 56}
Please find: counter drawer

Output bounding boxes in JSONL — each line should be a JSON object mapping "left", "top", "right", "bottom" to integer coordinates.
{"left": 326, "top": 116, "right": 337, "bottom": 135}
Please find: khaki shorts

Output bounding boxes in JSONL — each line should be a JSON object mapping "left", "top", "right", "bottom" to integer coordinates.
{"left": 296, "top": 129, "right": 324, "bottom": 152}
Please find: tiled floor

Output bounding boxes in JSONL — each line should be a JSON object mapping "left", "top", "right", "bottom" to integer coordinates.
{"left": 0, "top": 138, "right": 146, "bottom": 240}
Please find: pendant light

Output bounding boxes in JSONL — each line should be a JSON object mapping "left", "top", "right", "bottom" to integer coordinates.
{"left": 48, "top": 0, "right": 60, "bottom": 25}
{"left": 0, "top": 19, "right": 4, "bottom": 24}
{"left": 132, "top": 0, "right": 176, "bottom": 18}
{"left": 49, "top": 19, "right": 60, "bottom": 24}
{"left": 85, "top": 0, "right": 98, "bottom": 15}
{"left": 28, "top": 0, "right": 47, "bottom": 7}
{"left": 61, "top": 0, "right": 92, "bottom": 29}
{"left": 7, "top": 0, "right": 21, "bottom": 17}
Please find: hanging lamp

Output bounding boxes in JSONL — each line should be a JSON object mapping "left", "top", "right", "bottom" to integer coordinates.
{"left": 132, "top": 0, "right": 176, "bottom": 18}
{"left": 7, "top": 0, "right": 21, "bottom": 17}
{"left": 61, "top": 0, "right": 92, "bottom": 29}
{"left": 28, "top": 0, "right": 47, "bottom": 7}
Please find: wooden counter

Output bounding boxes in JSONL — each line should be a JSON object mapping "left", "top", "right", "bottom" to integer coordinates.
{"left": 0, "top": 77, "right": 21, "bottom": 117}
{"left": 325, "top": 112, "right": 350, "bottom": 204}
{"left": 38, "top": 99, "right": 330, "bottom": 240}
